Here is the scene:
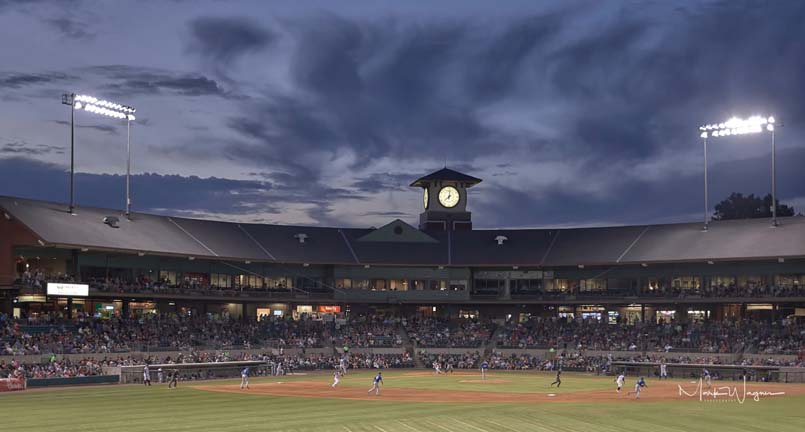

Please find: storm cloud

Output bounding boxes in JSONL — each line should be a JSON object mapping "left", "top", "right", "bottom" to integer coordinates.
{"left": 1, "top": 1, "right": 804, "bottom": 228}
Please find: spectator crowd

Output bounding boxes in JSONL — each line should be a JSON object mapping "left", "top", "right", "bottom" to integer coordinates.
{"left": 497, "top": 316, "right": 803, "bottom": 354}
{"left": 403, "top": 317, "right": 495, "bottom": 348}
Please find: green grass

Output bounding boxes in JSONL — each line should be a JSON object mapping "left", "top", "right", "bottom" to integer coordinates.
{"left": 1, "top": 371, "right": 803, "bottom": 432}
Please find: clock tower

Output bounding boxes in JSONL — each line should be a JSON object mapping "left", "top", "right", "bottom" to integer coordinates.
{"left": 410, "top": 168, "right": 482, "bottom": 231}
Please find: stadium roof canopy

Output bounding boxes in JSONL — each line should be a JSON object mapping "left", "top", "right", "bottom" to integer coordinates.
{"left": 2, "top": 195, "right": 805, "bottom": 267}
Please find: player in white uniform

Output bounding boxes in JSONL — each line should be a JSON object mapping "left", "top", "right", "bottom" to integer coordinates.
{"left": 142, "top": 365, "right": 152, "bottom": 386}
{"left": 240, "top": 367, "right": 250, "bottom": 389}
{"left": 433, "top": 361, "right": 442, "bottom": 375}
{"left": 332, "top": 370, "right": 342, "bottom": 388}
{"left": 703, "top": 368, "right": 712, "bottom": 388}
{"left": 659, "top": 360, "right": 668, "bottom": 380}
{"left": 339, "top": 357, "right": 348, "bottom": 375}
{"left": 615, "top": 372, "right": 626, "bottom": 392}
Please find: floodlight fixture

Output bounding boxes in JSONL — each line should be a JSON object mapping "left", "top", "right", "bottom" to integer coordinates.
{"left": 698, "top": 113, "right": 778, "bottom": 230}
{"left": 62, "top": 92, "right": 138, "bottom": 217}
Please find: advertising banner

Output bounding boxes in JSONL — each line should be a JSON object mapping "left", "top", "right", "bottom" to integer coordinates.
{"left": 0, "top": 378, "right": 26, "bottom": 392}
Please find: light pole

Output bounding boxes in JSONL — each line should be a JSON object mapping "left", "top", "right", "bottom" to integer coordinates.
{"left": 60, "top": 93, "right": 76, "bottom": 214}
{"left": 701, "top": 132, "right": 708, "bottom": 231}
{"left": 698, "top": 115, "right": 776, "bottom": 229}
{"left": 61, "top": 94, "right": 137, "bottom": 217}
{"left": 126, "top": 116, "right": 132, "bottom": 217}
{"left": 770, "top": 121, "right": 777, "bottom": 226}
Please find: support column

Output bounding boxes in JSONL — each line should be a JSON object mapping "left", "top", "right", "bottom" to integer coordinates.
{"left": 502, "top": 278, "right": 511, "bottom": 300}
{"left": 70, "top": 249, "right": 80, "bottom": 280}
{"left": 66, "top": 297, "right": 73, "bottom": 319}
{"left": 641, "top": 304, "right": 646, "bottom": 322}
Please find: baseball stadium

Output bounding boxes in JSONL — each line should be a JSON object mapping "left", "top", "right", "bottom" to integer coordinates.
{"left": 1, "top": 167, "right": 804, "bottom": 431}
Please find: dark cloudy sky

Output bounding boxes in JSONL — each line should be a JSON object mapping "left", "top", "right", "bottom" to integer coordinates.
{"left": 1, "top": 0, "right": 804, "bottom": 228}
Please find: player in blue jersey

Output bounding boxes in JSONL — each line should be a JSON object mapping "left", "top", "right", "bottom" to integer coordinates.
{"left": 367, "top": 371, "right": 383, "bottom": 396}
{"left": 702, "top": 368, "right": 712, "bottom": 388}
{"left": 240, "top": 366, "right": 250, "bottom": 390}
{"left": 627, "top": 377, "right": 647, "bottom": 399}
{"left": 480, "top": 360, "right": 489, "bottom": 380}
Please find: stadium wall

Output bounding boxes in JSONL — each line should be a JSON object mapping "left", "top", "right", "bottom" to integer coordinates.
{"left": 26, "top": 375, "right": 119, "bottom": 387}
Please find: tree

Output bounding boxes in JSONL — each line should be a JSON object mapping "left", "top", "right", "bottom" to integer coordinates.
{"left": 713, "top": 192, "right": 795, "bottom": 220}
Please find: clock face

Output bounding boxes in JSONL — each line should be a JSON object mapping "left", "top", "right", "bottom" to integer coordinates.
{"left": 438, "top": 186, "right": 460, "bottom": 208}
{"left": 423, "top": 188, "right": 429, "bottom": 209}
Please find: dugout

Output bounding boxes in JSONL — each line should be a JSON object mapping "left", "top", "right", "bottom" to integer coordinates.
{"left": 610, "top": 361, "right": 795, "bottom": 382}
{"left": 119, "top": 360, "right": 272, "bottom": 384}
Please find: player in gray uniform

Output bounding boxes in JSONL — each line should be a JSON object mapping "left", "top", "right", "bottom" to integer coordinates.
{"left": 142, "top": 365, "right": 151, "bottom": 386}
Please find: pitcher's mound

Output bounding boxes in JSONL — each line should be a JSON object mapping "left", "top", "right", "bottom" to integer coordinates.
{"left": 459, "top": 379, "right": 510, "bottom": 384}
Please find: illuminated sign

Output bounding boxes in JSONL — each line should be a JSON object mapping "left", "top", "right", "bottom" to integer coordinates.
{"left": 46, "top": 283, "right": 89, "bottom": 297}
{"left": 318, "top": 305, "right": 341, "bottom": 313}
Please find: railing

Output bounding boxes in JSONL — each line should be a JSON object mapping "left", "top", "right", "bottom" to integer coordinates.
{"left": 335, "top": 289, "right": 471, "bottom": 302}
{"left": 12, "top": 279, "right": 805, "bottom": 302}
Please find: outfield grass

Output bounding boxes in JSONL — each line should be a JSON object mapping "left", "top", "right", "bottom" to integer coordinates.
{"left": 1, "top": 371, "right": 803, "bottom": 432}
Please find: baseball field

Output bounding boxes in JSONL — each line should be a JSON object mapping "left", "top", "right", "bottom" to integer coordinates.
{"left": 2, "top": 370, "right": 803, "bottom": 431}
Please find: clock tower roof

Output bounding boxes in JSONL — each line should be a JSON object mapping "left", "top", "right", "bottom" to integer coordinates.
{"left": 409, "top": 168, "right": 482, "bottom": 188}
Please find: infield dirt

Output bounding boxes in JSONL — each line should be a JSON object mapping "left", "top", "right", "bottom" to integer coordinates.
{"left": 195, "top": 379, "right": 804, "bottom": 404}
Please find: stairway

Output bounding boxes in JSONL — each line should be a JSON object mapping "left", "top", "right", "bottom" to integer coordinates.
{"left": 483, "top": 323, "right": 506, "bottom": 357}
{"left": 397, "top": 325, "right": 425, "bottom": 368}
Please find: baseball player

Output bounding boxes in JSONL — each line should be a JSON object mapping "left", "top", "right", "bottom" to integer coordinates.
{"left": 615, "top": 372, "right": 626, "bottom": 392}
{"left": 240, "top": 366, "right": 250, "bottom": 390}
{"left": 142, "top": 365, "right": 151, "bottom": 386}
{"left": 702, "top": 368, "right": 712, "bottom": 388}
{"left": 367, "top": 371, "right": 383, "bottom": 396}
{"left": 445, "top": 362, "right": 454, "bottom": 374}
{"left": 550, "top": 369, "right": 562, "bottom": 387}
{"left": 627, "top": 377, "right": 647, "bottom": 399}
{"left": 168, "top": 369, "right": 179, "bottom": 389}
{"left": 480, "top": 360, "right": 489, "bottom": 380}
{"left": 339, "top": 357, "right": 348, "bottom": 375}
{"left": 332, "top": 370, "right": 342, "bottom": 388}
{"left": 433, "top": 361, "right": 442, "bottom": 375}
{"left": 659, "top": 359, "right": 668, "bottom": 380}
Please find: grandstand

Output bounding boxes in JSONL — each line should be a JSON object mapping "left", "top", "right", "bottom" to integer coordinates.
{"left": 1, "top": 168, "right": 803, "bottom": 383}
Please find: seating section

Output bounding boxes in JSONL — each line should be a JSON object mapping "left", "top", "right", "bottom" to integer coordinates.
{"left": 2, "top": 312, "right": 803, "bottom": 379}
{"left": 403, "top": 317, "right": 495, "bottom": 348}
{"left": 496, "top": 317, "right": 803, "bottom": 354}
{"left": 334, "top": 316, "right": 403, "bottom": 348}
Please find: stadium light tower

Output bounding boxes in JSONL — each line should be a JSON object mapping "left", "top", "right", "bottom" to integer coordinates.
{"left": 61, "top": 93, "right": 137, "bottom": 216}
{"left": 698, "top": 115, "right": 777, "bottom": 230}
